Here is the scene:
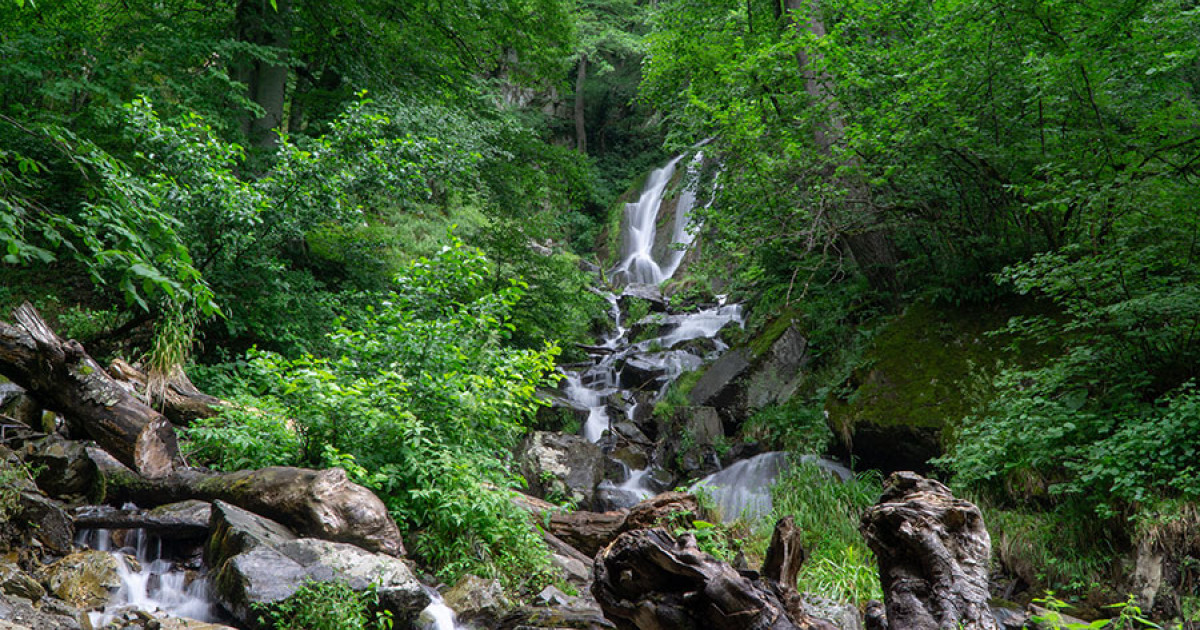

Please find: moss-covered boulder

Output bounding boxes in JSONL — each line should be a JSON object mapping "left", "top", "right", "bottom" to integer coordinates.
{"left": 40, "top": 550, "right": 122, "bottom": 610}
{"left": 825, "top": 301, "right": 1023, "bottom": 472}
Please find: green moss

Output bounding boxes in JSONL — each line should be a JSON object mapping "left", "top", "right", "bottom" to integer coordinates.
{"left": 825, "top": 300, "right": 1033, "bottom": 437}
{"left": 748, "top": 309, "right": 801, "bottom": 359}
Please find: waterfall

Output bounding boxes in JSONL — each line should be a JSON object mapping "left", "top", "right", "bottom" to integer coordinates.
{"left": 609, "top": 152, "right": 708, "bottom": 287}
{"left": 561, "top": 151, "right": 743, "bottom": 509}
{"left": 77, "top": 528, "right": 218, "bottom": 627}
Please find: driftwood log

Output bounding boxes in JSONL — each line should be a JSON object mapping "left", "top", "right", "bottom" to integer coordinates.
{"left": 860, "top": 471, "right": 997, "bottom": 630}
{"left": 593, "top": 518, "right": 837, "bottom": 630}
{"left": 90, "top": 450, "right": 405, "bottom": 556}
{"left": 541, "top": 491, "right": 700, "bottom": 557}
{"left": 0, "top": 303, "right": 181, "bottom": 478}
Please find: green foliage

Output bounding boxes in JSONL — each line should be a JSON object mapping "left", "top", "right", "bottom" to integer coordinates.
{"left": 254, "top": 580, "right": 392, "bottom": 630}
{"left": 762, "top": 460, "right": 883, "bottom": 605}
{"left": 203, "top": 240, "right": 559, "bottom": 588}
{"left": 1033, "top": 594, "right": 1162, "bottom": 629}
{"left": 0, "top": 460, "right": 32, "bottom": 521}
{"left": 183, "top": 401, "right": 302, "bottom": 472}
{"left": 742, "top": 401, "right": 831, "bottom": 455}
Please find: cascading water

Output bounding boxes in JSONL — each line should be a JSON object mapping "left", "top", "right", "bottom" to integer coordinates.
{"left": 560, "top": 149, "right": 746, "bottom": 509}
{"left": 690, "top": 452, "right": 854, "bottom": 523}
{"left": 77, "top": 528, "right": 218, "bottom": 627}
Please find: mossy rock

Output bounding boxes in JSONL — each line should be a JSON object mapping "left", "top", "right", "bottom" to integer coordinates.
{"left": 825, "top": 300, "right": 1036, "bottom": 471}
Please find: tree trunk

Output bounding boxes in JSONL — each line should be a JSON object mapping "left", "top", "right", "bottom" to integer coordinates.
{"left": 860, "top": 472, "right": 997, "bottom": 630}
{"left": 575, "top": 54, "right": 589, "bottom": 154}
{"left": 593, "top": 520, "right": 838, "bottom": 630}
{"left": 234, "top": 0, "right": 292, "bottom": 149}
{"left": 786, "top": 0, "right": 901, "bottom": 295}
{"left": 91, "top": 450, "right": 405, "bottom": 557}
{"left": 0, "top": 303, "right": 181, "bottom": 478}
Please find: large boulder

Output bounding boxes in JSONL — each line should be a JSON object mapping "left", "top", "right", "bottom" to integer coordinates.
{"left": 518, "top": 431, "right": 603, "bottom": 509}
{"left": 40, "top": 550, "right": 123, "bottom": 610}
{"left": 825, "top": 301, "right": 1025, "bottom": 472}
{"left": 655, "top": 406, "right": 724, "bottom": 478}
{"left": 204, "top": 501, "right": 429, "bottom": 628}
{"left": 687, "top": 321, "right": 810, "bottom": 432}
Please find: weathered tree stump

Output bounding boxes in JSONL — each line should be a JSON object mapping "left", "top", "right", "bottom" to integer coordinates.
{"left": 108, "top": 358, "right": 227, "bottom": 426}
{"left": 860, "top": 471, "right": 997, "bottom": 630}
{"left": 0, "top": 303, "right": 181, "bottom": 478}
{"left": 593, "top": 519, "right": 837, "bottom": 630}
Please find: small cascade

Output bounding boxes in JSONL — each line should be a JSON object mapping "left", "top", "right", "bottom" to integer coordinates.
{"left": 692, "top": 453, "right": 855, "bottom": 522}
{"left": 560, "top": 150, "right": 745, "bottom": 509}
{"left": 418, "top": 588, "right": 463, "bottom": 630}
{"left": 78, "top": 528, "right": 219, "bottom": 627}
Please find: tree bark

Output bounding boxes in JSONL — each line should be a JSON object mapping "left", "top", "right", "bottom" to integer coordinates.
{"left": 575, "top": 54, "right": 589, "bottom": 154}
{"left": 0, "top": 303, "right": 181, "bottom": 478}
{"left": 592, "top": 520, "right": 838, "bottom": 630}
{"left": 860, "top": 472, "right": 997, "bottom": 630}
{"left": 91, "top": 449, "right": 405, "bottom": 557}
{"left": 234, "top": 0, "right": 292, "bottom": 149}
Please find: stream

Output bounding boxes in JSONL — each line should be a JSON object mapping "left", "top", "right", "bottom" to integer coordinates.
{"left": 76, "top": 149, "right": 815, "bottom": 628}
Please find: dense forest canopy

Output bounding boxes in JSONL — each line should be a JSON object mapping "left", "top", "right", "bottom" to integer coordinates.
{"left": 2, "top": 0, "right": 1200, "bottom": 622}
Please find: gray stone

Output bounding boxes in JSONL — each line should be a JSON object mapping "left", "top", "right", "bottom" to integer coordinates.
{"left": 0, "top": 592, "right": 79, "bottom": 629}
{"left": 617, "top": 357, "right": 666, "bottom": 391}
{"left": 275, "top": 538, "right": 429, "bottom": 623}
{"left": 687, "top": 348, "right": 752, "bottom": 411}
{"left": 550, "top": 553, "right": 591, "bottom": 585}
{"left": 18, "top": 491, "right": 73, "bottom": 554}
{"left": 518, "top": 432, "right": 603, "bottom": 509}
{"left": 205, "top": 502, "right": 429, "bottom": 627}
{"left": 25, "top": 437, "right": 99, "bottom": 500}
{"left": 0, "top": 564, "right": 43, "bottom": 602}
{"left": 444, "top": 574, "right": 507, "bottom": 627}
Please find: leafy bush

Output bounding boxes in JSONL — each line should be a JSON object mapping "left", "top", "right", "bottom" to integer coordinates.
{"left": 254, "top": 580, "right": 392, "bottom": 630}
{"left": 212, "top": 239, "right": 559, "bottom": 588}
{"left": 183, "top": 401, "right": 301, "bottom": 472}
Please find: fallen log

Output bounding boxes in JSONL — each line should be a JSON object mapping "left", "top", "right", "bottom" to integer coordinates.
{"left": 542, "top": 491, "right": 701, "bottom": 557}
{"left": 0, "top": 303, "right": 180, "bottom": 478}
{"left": 593, "top": 520, "right": 838, "bottom": 630}
{"left": 108, "top": 358, "right": 227, "bottom": 426}
{"left": 860, "top": 471, "right": 997, "bottom": 630}
{"left": 91, "top": 449, "right": 405, "bottom": 556}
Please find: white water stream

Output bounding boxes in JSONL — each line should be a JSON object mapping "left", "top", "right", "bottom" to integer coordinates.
{"left": 77, "top": 528, "right": 218, "bottom": 627}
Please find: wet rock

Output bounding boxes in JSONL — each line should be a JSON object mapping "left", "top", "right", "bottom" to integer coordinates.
{"left": 518, "top": 432, "right": 603, "bottom": 509}
{"left": 644, "top": 467, "right": 675, "bottom": 494}
{"left": 657, "top": 406, "right": 724, "bottom": 479}
{"left": 205, "top": 501, "right": 429, "bottom": 627}
{"left": 25, "top": 437, "right": 100, "bottom": 500}
{"left": 618, "top": 286, "right": 668, "bottom": 313}
{"left": 617, "top": 357, "right": 666, "bottom": 391}
{"left": 444, "top": 574, "right": 507, "bottom": 627}
{"left": 534, "top": 392, "right": 591, "bottom": 432}
{"left": 608, "top": 445, "right": 648, "bottom": 472}
{"left": 41, "top": 549, "right": 122, "bottom": 609}
{"left": 609, "top": 422, "right": 651, "bottom": 446}
{"left": 0, "top": 564, "right": 44, "bottom": 602}
{"left": 687, "top": 348, "right": 752, "bottom": 412}
{"left": 0, "top": 591, "right": 80, "bottom": 629}
{"left": 18, "top": 491, "right": 73, "bottom": 554}
{"left": 860, "top": 472, "right": 996, "bottom": 630}
{"left": 74, "top": 502, "right": 211, "bottom": 540}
